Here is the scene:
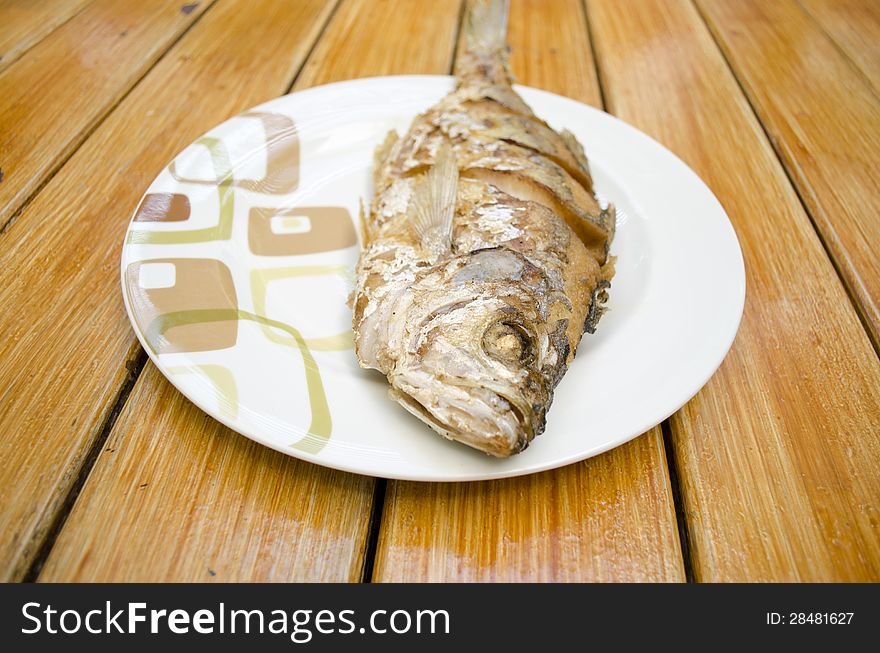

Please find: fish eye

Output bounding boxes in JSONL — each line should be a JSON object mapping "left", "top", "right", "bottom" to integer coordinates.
{"left": 482, "top": 319, "right": 535, "bottom": 367}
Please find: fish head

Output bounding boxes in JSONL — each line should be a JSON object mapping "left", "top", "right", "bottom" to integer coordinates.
{"left": 390, "top": 247, "right": 569, "bottom": 457}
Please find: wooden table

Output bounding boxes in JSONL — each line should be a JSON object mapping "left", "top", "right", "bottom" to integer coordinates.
{"left": 1, "top": 0, "right": 878, "bottom": 583}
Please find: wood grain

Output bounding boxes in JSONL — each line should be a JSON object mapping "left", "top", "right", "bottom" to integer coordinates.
{"left": 799, "top": 0, "right": 880, "bottom": 93}
{"left": 0, "top": 0, "right": 91, "bottom": 74}
{"left": 0, "top": 0, "right": 337, "bottom": 582}
{"left": 376, "top": 437, "right": 683, "bottom": 582}
{"left": 588, "top": 0, "right": 880, "bottom": 581}
{"left": 372, "top": 0, "right": 685, "bottom": 583}
{"left": 38, "top": 0, "right": 465, "bottom": 582}
{"left": 0, "top": 0, "right": 214, "bottom": 232}
{"left": 506, "top": 0, "right": 600, "bottom": 103}
{"left": 697, "top": 0, "right": 880, "bottom": 352}
{"left": 39, "top": 365, "right": 374, "bottom": 582}
{"left": 295, "top": 0, "right": 463, "bottom": 88}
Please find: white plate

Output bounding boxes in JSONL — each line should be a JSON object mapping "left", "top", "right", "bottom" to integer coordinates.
{"left": 121, "top": 75, "right": 745, "bottom": 481}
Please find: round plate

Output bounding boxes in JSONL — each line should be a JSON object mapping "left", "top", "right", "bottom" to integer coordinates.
{"left": 121, "top": 75, "right": 745, "bottom": 481}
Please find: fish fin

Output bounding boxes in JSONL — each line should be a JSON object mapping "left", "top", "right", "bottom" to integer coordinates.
{"left": 597, "top": 203, "right": 616, "bottom": 257}
{"left": 358, "top": 198, "right": 371, "bottom": 248}
{"left": 455, "top": 0, "right": 511, "bottom": 84}
{"left": 373, "top": 129, "right": 399, "bottom": 189}
{"left": 584, "top": 257, "right": 616, "bottom": 334}
{"left": 601, "top": 255, "right": 617, "bottom": 282}
{"left": 411, "top": 145, "right": 458, "bottom": 257}
{"left": 374, "top": 129, "right": 398, "bottom": 166}
{"left": 584, "top": 279, "right": 611, "bottom": 335}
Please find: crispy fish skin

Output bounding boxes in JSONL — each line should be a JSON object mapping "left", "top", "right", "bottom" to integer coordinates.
{"left": 352, "top": 0, "right": 615, "bottom": 457}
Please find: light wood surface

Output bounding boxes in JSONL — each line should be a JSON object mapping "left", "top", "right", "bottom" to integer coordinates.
{"left": 698, "top": 0, "right": 880, "bottom": 352}
{"left": 0, "top": 0, "right": 337, "bottom": 582}
{"left": 2, "top": 0, "right": 878, "bottom": 583}
{"left": 0, "top": 0, "right": 214, "bottom": 232}
{"left": 373, "top": 0, "right": 684, "bottom": 583}
{"left": 588, "top": 0, "right": 880, "bottom": 581}
{"left": 296, "top": 0, "right": 463, "bottom": 87}
{"left": 38, "top": 0, "right": 465, "bottom": 582}
{"left": 0, "top": 0, "right": 91, "bottom": 74}
{"left": 506, "top": 0, "right": 601, "bottom": 103}
{"left": 375, "top": 436, "right": 684, "bottom": 582}
{"left": 40, "top": 365, "right": 374, "bottom": 582}
{"left": 800, "top": 0, "right": 880, "bottom": 93}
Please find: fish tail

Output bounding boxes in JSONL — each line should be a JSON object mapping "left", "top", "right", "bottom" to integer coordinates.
{"left": 455, "top": 0, "right": 511, "bottom": 85}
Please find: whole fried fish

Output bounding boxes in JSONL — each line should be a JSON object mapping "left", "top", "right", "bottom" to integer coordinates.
{"left": 352, "top": 0, "right": 615, "bottom": 457}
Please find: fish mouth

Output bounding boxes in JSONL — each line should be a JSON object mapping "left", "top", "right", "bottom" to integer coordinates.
{"left": 388, "top": 375, "right": 537, "bottom": 457}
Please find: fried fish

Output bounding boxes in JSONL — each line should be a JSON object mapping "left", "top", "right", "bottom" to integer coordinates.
{"left": 351, "top": 0, "right": 615, "bottom": 457}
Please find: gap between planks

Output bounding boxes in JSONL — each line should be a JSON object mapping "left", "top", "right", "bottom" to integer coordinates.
{"left": 582, "top": 0, "right": 608, "bottom": 113}
{"left": 690, "top": 0, "right": 880, "bottom": 359}
{"left": 23, "top": 346, "right": 147, "bottom": 582}
{"left": 360, "top": 479, "right": 388, "bottom": 582}
{"left": 283, "top": 0, "right": 345, "bottom": 94}
{"left": 661, "top": 421, "right": 696, "bottom": 583}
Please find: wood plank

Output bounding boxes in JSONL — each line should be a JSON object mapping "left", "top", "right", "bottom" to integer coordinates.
{"left": 507, "top": 0, "right": 600, "bottom": 103}
{"left": 37, "top": 0, "right": 465, "bottom": 582}
{"left": 587, "top": 0, "right": 880, "bottom": 581}
{"left": 0, "top": 0, "right": 338, "bottom": 582}
{"left": 799, "top": 0, "right": 880, "bottom": 93}
{"left": 39, "top": 366, "right": 374, "bottom": 582}
{"left": 376, "top": 438, "right": 683, "bottom": 582}
{"left": 296, "top": 0, "right": 463, "bottom": 87}
{"left": 0, "top": 0, "right": 91, "bottom": 74}
{"left": 697, "top": 0, "right": 880, "bottom": 353}
{"left": 0, "top": 0, "right": 214, "bottom": 232}
{"left": 373, "top": 0, "right": 685, "bottom": 583}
